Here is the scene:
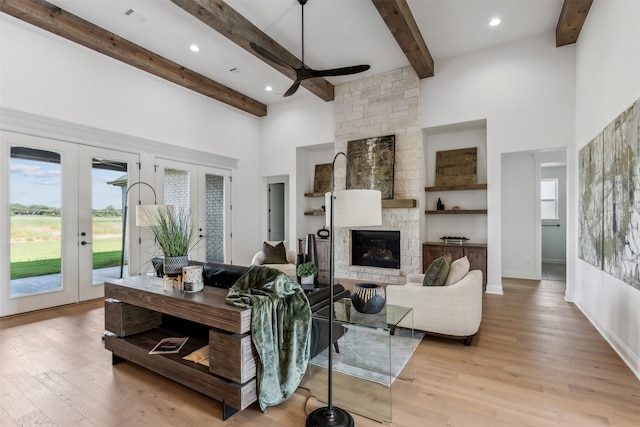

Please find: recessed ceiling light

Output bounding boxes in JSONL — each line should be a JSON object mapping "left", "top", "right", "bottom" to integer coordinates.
{"left": 265, "top": 86, "right": 273, "bottom": 92}
{"left": 189, "top": 44, "right": 200, "bottom": 52}
{"left": 489, "top": 18, "right": 501, "bottom": 27}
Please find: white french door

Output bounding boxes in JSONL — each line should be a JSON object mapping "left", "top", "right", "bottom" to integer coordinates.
{"left": 77, "top": 146, "right": 140, "bottom": 300}
{"left": 155, "top": 159, "right": 231, "bottom": 264}
{"left": 1, "top": 131, "right": 139, "bottom": 316}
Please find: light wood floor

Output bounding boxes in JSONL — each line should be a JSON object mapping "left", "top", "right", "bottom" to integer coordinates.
{"left": 1, "top": 279, "right": 639, "bottom": 426}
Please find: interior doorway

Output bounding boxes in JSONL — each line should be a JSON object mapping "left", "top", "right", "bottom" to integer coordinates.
{"left": 268, "top": 182, "right": 285, "bottom": 242}
{"left": 501, "top": 148, "right": 567, "bottom": 282}
{"left": 540, "top": 163, "right": 567, "bottom": 281}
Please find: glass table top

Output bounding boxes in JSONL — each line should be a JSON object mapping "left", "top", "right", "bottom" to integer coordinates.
{"left": 313, "top": 298, "right": 412, "bottom": 331}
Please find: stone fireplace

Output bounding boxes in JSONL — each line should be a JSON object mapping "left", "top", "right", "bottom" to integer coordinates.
{"left": 333, "top": 67, "right": 422, "bottom": 285}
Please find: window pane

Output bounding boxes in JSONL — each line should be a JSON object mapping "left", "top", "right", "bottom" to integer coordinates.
{"left": 205, "top": 173, "right": 225, "bottom": 263}
{"left": 92, "top": 159, "right": 127, "bottom": 284}
{"left": 541, "top": 180, "right": 557, "bottom": 200}
{"left": 10, "top": 147, "right": 63, "bottom": 296}
{"left": 541, "top": 201, "right": 557, "bottom": 219}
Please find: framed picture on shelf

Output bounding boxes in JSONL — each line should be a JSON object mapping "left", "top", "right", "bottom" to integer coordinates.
{"left": 313, "top": 163, "right": 332, "bottom": 194}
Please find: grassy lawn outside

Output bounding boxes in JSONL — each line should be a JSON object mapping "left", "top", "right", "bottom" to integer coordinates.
{"left": 10, "top": 215, "right": 123, "bottom": 279}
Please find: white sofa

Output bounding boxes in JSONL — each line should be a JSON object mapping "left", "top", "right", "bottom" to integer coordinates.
{"left": 386, "top": 269, "right": 483, "bottom": 345}
{"left": 251, "top": 242, "right": 297, "bottom": 277}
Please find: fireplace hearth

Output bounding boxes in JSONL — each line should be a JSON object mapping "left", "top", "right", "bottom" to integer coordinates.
{"left": 351, "top": 230, "right": 400, "bottom": 269}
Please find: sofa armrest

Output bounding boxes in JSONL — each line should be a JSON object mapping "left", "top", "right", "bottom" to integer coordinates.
{"left": 251, "top": 251, "right": 265, "bottom": 265}
{"left": 406, "top": 273, "right": 425, "bottom": 285}
{"left": 387, "top": 270, "right": 483, "bottom": 337}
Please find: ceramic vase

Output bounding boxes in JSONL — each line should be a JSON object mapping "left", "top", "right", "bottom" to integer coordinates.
{"left": 351, "top": 283, "right": 386, "bottom": 314}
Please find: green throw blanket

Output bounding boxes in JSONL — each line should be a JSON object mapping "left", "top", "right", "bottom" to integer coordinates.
{"left": 226, "top": 265, "right": 311, "bottom": 411}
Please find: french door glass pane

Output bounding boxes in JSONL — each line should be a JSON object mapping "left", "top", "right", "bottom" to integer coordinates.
{"left": 91, "top": 158, "right": 127, "bottom": 284}
{"left": 10, "top": 147, "right": 62, "bottom": 297}
{"left": 205, "top": 173, "right": 224, "bottom": 263}
{"left": 164, "top": 168, "right": 190, "bottom": 213}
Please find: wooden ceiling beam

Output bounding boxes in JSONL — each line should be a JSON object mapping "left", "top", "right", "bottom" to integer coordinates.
{"left": 371, "top": 0, "right": 434, "bottom": 78}
{"left": 171, "top": 0, "right": 335, "bottom": 102}
{"left": 0, "top": 0, "right": 267, "bottom": 117}
{"left": 556, "top": 0, "right": 593, "bottom": 47}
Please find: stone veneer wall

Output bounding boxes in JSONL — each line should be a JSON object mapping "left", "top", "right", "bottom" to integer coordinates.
{"left": 333, "top": 67, "right": 422, "bottom": 285}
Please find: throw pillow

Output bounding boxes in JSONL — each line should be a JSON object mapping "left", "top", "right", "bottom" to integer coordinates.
{"left": 423, "top": 254, "right": 451, "bottom": 286}
{"left": 262, "top": 241, "right": 288, "bottom": 264}
{"left": 445, "top": 256, "right": 470, "bottom": 285}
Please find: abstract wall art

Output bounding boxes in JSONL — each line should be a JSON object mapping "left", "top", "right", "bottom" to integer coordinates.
{"left": 579, "top": 97, "right": 640, "bottom": 289}
{"left": 347, "top": 135, "right": 395, "bottom": 200}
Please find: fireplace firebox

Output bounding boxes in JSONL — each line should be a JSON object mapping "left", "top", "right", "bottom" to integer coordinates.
{"left": 351, "top": 230, "right": 400, "bottom": 269}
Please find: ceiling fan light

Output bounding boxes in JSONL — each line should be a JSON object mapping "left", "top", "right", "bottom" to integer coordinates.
{"left": 189, "top": 44, "right": 200, "bottom": 52}
{"left": 265, "top": 86, "right": 273, "bottom": 91}
{"left": 489, "top": 18, "right": 502, "bottom": 27}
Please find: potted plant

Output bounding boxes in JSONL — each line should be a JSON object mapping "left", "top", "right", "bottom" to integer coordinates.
{"left": 142, "top": 206, "right": 199, "bottom": 275}
{"left": 296, "top": 261, "right": 318, "bottom": 285}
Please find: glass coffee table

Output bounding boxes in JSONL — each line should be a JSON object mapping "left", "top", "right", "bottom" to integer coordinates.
{"left": 305, "top": 298, "right": 415, "bottom": 423}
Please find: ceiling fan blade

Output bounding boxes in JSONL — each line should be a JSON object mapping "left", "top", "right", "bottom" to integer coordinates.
{"left": 283, "top": 80, "right": 302, "bottom": 97}
{"left": 250, "top": 42, "right": 295, "bottom": 71}
{"left": 310, "top": 64, "right": 371, "bottom": 78}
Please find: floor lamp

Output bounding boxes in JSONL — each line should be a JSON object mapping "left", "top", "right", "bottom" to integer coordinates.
{"left": 119, "top": 181, "right": 159, "bottom": 278}
{"left": 306, "top": 152, "right": 382, "bottom": 427}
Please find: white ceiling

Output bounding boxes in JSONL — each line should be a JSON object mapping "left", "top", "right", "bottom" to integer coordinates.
{"left": 44, "top": 0, "right": 564, "bottom": 106}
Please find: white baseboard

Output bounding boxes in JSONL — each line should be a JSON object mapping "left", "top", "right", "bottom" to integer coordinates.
{"left": 502, "top": 270, "right": 538, "bottom": 280}
{"left": 485, "top": 283, "right": 503, "bottom": 295}
{"left": 575, "top": 300, "right": 640, "bottom": 380}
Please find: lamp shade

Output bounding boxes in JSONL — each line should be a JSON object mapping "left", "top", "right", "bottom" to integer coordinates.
{"left": 325, "top": 189, "right": 382, "bottom": 228}
{"left": 135, "top": 204, "right": 173, "bottom": 226}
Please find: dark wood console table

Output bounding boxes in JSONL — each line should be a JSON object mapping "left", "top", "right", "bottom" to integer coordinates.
{"left": 103, "top": 276, "right": 256, "bottom": 419}
{"left": 423, "top": 242, "right": 487, "bottom": 289}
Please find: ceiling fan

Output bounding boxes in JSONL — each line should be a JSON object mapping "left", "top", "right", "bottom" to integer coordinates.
{"left": 250, "top": 0, "right": 370, "bottom": 97}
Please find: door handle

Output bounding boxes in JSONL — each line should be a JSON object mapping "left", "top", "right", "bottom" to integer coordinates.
{"left": 81, "top": 241, "right": 92, "bottom": 246}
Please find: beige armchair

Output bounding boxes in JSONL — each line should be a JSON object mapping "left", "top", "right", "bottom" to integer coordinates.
{"left": 386, "top": 269, "right": 483, "bottom": 345}
{"left": 251, "top": 241, "right": 297, "bottom": 277}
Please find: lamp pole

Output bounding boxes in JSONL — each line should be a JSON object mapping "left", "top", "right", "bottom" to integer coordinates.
{"left": 119, "top": 181, "right": 157, "bottom": 278}
{"left": 306, "top": 152, "right": 354, "bottom": 427}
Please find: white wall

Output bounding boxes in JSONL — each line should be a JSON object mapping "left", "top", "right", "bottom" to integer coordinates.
{"left": 573, "top": 0, "right": 640, "bottom": 378}
{"left": 420, "top": 32, "right": 576, "bottom": 294}
{"left": 259, "top": 94, "right": 335, "bottom": 248}
{"left": 0, "top": 14, "right": 262, "bottom": 265}
{"left": 501, "top": 151, "right": 538, "bottom": 279}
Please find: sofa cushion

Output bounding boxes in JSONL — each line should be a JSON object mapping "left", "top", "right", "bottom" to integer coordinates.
{"left": 423, "top": 254, "right": 451, "bottom": 286}
{"left": 262, "top": 241, "right": 289, "bottom": 264}
{"left": 445, "top": 256, "right": 471, "bottom": 285}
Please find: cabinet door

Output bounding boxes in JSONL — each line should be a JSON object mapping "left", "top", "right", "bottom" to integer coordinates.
{"left": 442, "top": 247, "right": 464, "bottom": 262}
{"left": 315, "top": 239, "right": 331, "bottom": 272}
{"left": 423, "top": 246, "right": 443, "bottom": 272}
{"left": 464, "top": 247, "right": 487, "bottom": 284}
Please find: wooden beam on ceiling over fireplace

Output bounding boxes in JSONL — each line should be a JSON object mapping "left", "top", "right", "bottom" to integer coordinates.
{"left": 0, "top": 0, "right": 267, "bottom": 117}
{"left": 555, "top": 0, "right": 593, "bottom": 47}
{"left": 371, "top": 0, "right": 435, "bottom": 79}
{"left": 171, "top": 0, "right": 336, "bottom": 102}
